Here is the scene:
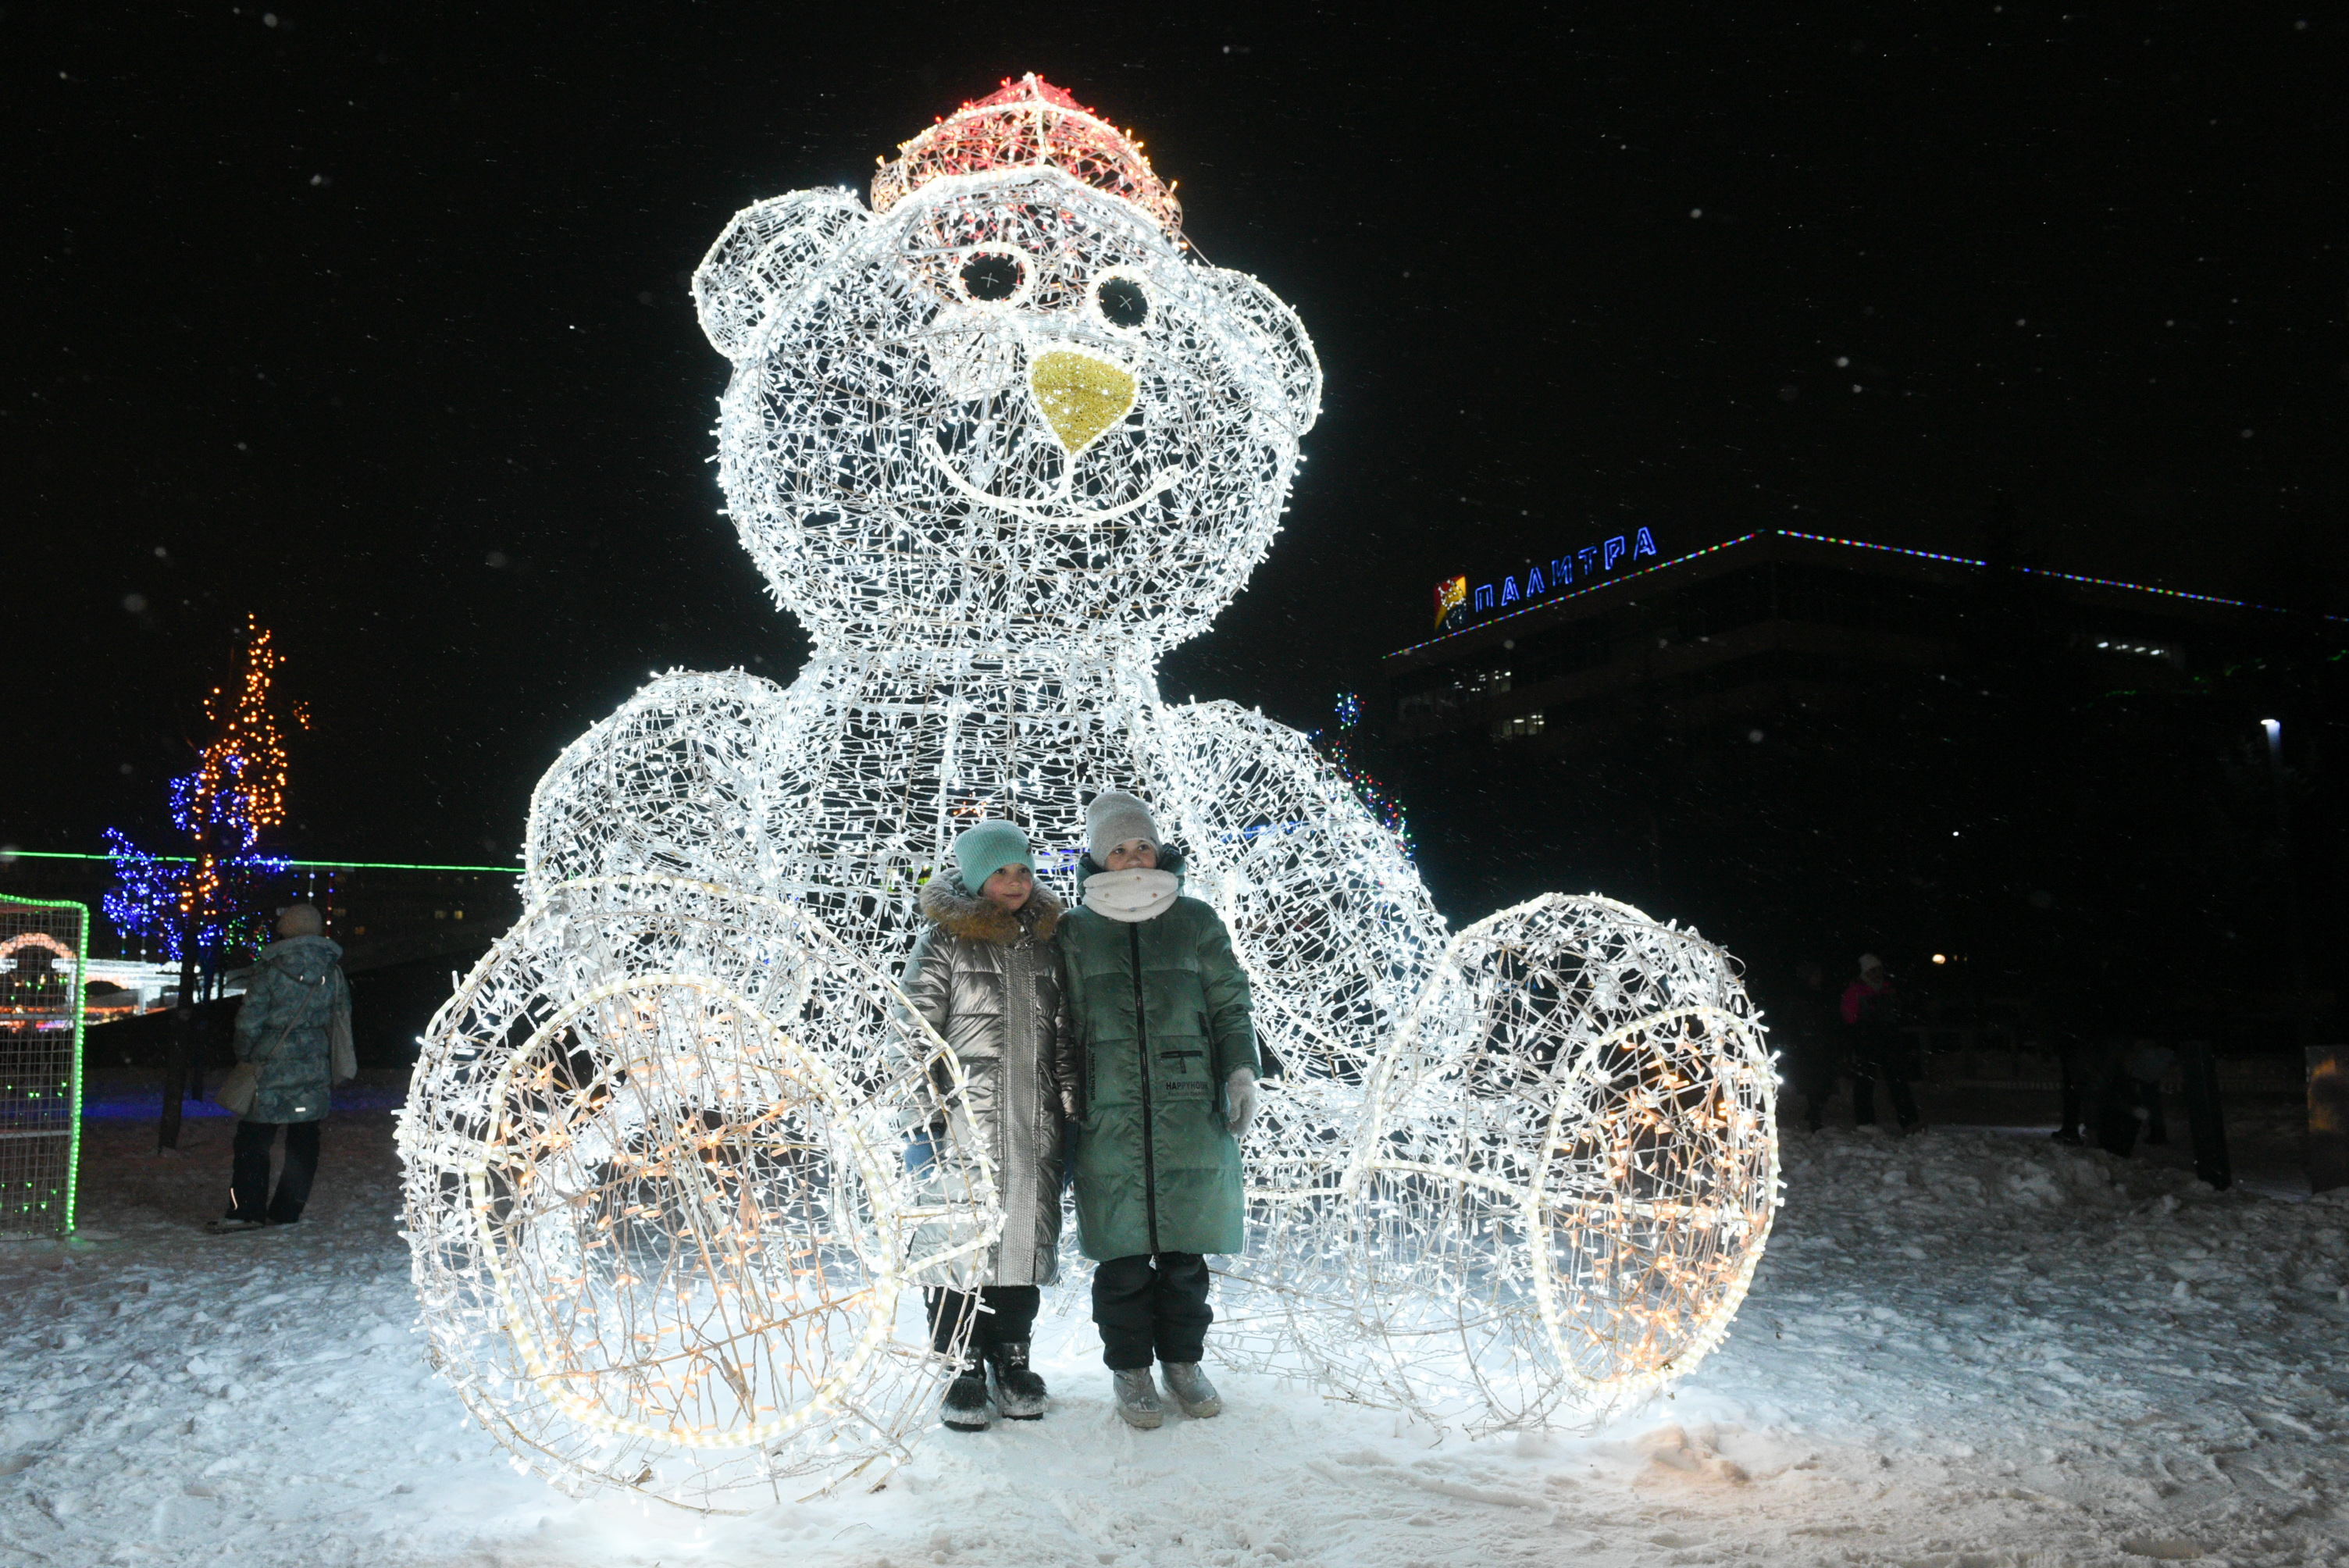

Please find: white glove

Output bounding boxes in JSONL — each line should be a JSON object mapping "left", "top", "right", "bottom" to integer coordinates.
{"left": 1224, "top": 1067, "right": 1260, "bottom": 1138}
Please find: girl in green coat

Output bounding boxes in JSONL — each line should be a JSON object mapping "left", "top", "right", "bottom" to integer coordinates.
{"left": 1053, "top": 792, "right": 1260, "bottom": 1429}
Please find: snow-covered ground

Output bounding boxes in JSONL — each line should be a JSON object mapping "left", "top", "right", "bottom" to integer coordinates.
{"left": 7, "top": 1096, "right": 2347, "bottom": 1567}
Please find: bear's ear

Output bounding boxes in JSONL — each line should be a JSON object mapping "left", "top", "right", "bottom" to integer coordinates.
{"left": 1196, "top": 267, "right": 1322, "bottom": 437}
{"left": 693, "top": 188, "right": 871, "bottom": 362}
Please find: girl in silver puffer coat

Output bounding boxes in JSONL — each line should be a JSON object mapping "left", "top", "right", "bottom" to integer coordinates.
{"left": 898, "top": 821, "right": 1065, "bottom": 1430}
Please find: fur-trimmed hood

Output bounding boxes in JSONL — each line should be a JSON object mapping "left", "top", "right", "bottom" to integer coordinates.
{"left": 919, "top": 878, "right": 1063, "bottom": 944}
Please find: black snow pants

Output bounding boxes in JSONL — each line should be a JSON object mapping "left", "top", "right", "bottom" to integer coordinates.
{"left": 1792, "top": 1039, "right": 1840, "bottom": 1131}
{"left": 1091, "top": 1252, "right": 1212, "bottom": 1370}
{"left": 230, "top": 1119, "right": 321, "bottom": 1224}
{"left": 1848, "top": 1024, "right": 1920, "bottom": 1131}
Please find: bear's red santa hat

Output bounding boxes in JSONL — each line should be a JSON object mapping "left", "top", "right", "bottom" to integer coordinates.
{"left": 872, "top": 73, "right": 1183, "bottom": 238}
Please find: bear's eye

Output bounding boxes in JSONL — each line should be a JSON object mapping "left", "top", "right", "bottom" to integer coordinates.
{"left": 959, "top": 252, "right": 1026, "bottom": 303}
{"left": 1095, "top": 276, "right": 1150, "bottom": 330}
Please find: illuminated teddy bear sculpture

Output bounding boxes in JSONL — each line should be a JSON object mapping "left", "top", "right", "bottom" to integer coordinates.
{"left": 400, "top": 77, "right": 1777, "bottom": 1509}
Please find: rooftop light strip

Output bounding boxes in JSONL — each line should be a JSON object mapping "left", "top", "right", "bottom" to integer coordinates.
{"left": 2013, "top": 564, "right": 2344, "bottom": 619}
{"left": 1788, "top": 532, "right": 2344, "bottom": 620}
{"left": 4, "top": 850, "right": 523, "bottom": 875}
{"left": 1389, "top": 528, "right": 2347, "bottom": 659}
{"left": 1381, "top": 533, "right": 1766, "bottom": 660}
{"left": 2016, "top": 565, "right": 2242, "bottom": 610}
{"left": 1775, "top": 530, "right": 1988, "bottom": 568}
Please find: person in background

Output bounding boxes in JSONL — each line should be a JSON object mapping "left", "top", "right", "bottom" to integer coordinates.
{"left": 1789, "top": 960, "right": 1843, "bottom": 1132}
{"left": 898, "top": 821, "right": 1066, "bottom": 1431}
{"left": 2078, "top": 1035, "right": 2171, "bottom": 1155}
{"left": 2125, "top": 1039, "right": 2176, "bottom": 1146}
{"left": 1841, "top": 953, "right": 1920, "bottom": 1136}
{"left": 207, "top": 903, "right": 350, "bottom": 1233}
{"left": 1054, "top": 791, "right": 1260, "bottom": 1430}
{"left": 2041, "top": 967, "right": 2104, "bottom": 1146}
{"left": 2051, "top": 1035, "right": 2098, "bottom": 1146}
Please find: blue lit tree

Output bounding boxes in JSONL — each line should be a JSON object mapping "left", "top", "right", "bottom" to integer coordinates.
{"left": 105, "top": 619, "right": 301, "bottom": 963}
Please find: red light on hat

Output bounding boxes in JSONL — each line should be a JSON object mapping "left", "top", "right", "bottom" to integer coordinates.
{"left": 872, "top": 73, "right": 1183, "bottom": 237}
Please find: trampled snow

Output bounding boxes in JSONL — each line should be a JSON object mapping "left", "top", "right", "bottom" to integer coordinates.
{"left": 5, "top": 1096, "right": 2346, "bottom": 1566}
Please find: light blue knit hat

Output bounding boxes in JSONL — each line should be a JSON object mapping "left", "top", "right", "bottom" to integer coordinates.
{"left": 951, "top": 821, "right": 1033, "bottom": 895}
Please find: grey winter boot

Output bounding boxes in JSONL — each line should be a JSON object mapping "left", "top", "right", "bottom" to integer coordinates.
{"left": 941, "top": 1356, "right": 992, "bottom": 1431}
{"left": 1110, "top": 1367, "right": 1164, "bottom": 1429}
{"left": 1160, "top": 1361, "right": 1223, "bottom": 1418}
{"left": 987, "top": 1341, "right": 1048, "bottom": 1420}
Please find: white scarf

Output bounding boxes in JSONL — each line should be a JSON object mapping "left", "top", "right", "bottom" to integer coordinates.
{"left": 1082, "top": 868, "right": 1178, "bottom": 924}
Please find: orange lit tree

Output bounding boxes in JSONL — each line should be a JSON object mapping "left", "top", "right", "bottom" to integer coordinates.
{"left": 105, "top": 618, "right": 307, "bottom": 1145}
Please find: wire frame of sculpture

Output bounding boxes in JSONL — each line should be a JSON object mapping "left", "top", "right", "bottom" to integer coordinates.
{"left": 1303, "top": 895, "right": 1779, "bottom": 1433}
{"left": 1145, "top": 701, "right": 1450, "bottom": 1377}
{"left": 693, "top": 130, "right": 1317, "bottom": 657}
{"left": 521, "top": 665, "right": 1451, "bottom": 1221}
{"left": 524, "top": 656, "right": 1142, "bottom": 948}
{"left": 870, "top": 73, "right": 1185, "bottom": 237}
{"left": 398, "top": 877, "right": 1000, "bottom": 1509}
{"left": 412, "top": 74, "right": 1784, "bottom": 1503}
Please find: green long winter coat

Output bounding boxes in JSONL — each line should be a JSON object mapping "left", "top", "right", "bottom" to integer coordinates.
{"left": 230, "top": 935, "right": 350, "bottom": 1124}
{"left": 1053, "top": 853, "right": 1258, "bottom": 1260}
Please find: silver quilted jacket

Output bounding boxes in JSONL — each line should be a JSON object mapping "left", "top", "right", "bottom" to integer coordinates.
{"left": 899, "top": 879, "right": 1066, "bottom": 1286}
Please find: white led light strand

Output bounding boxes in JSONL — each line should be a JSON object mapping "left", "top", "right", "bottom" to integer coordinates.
{"left": 400, "top": 877, "right": 1000, "bottom": 1509}
{"left": 404, "top": 74, "right": 1777, "bottom": 1511}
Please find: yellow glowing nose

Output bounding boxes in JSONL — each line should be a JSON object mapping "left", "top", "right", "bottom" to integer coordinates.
{"left": 1029, "top": 350, "right": 1135, "bottom": 455}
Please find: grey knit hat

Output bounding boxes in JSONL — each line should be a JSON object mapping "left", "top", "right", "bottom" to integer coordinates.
{"left": 1085, "top": 790, "right": 1160, "bottom": 861}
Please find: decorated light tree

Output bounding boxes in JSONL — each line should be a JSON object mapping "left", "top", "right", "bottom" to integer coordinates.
{"left": 106, "top": 617, "right": 305, "bottom": 1148}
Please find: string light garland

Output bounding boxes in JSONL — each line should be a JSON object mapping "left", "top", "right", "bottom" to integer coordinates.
{"left": 408, "top": 77, "right": 1777, "bottom": 1508}
{"left": 400, "top": 878, "right": 1000, "bottom": 1509}
{"left": 1307, "top": 692, "right": 1413, "bottom": 850}
{"left": 104, "top": 618, "right": 304, "bottom": 960}
{"left": 178, "top": 616, "right": 301, "bottom": 846}
{"left": 1217, "top": 896, "right": 1778, "bottom": 1431}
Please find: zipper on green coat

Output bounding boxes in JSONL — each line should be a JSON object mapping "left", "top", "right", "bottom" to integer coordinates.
{"left": 1131, "top": 921, "right": 1159, "bottom": 1256}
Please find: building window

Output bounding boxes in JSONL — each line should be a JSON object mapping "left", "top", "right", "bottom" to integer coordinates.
{"left": 2076, "top": 632, "right": 2183, "bottom": 668}
{"left": 1492, "top": 711, "right": 1546, "bottom": 741}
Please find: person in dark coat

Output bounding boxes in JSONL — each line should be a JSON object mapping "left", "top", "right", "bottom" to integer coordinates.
{"left": 1054, "top": 792, "right": 1260, "bottom": 1430}
{"left": 898, "top": 821, "right": 1066, "bottom": 1431}
{"left": 1788, "top": 960, "right": 1842, "bottom": 1131}
{"left": 2125, "top": 1039, "right": 2175, "bottom": 1146}
{"left": 2051, "top": 1035, "right": 2104, "bottom": 1146}
{"left": 1841, "top": 953, "right": 1919, "bottom": 1135}
{"left": 207, "top": 903, "right": 351, "bottom": 1233}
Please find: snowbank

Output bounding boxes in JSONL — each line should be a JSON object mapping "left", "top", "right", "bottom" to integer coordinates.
{"left": 4, "top": 1108, "right": 2344, "bottom": 1566}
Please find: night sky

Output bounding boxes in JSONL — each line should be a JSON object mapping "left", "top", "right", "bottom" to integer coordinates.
{"left": 9, "top": 5, "right": 2343, "bottom": 887}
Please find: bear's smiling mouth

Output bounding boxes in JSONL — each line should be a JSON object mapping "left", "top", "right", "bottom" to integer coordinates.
{"left": 918, "top": 431, "right": 1178, "bottom": 526}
